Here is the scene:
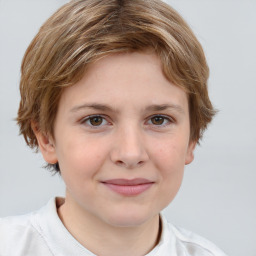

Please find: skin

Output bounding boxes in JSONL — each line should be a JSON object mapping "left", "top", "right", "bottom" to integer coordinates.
{"left": 35, "top": 51, "right": 196, "bottom": 256}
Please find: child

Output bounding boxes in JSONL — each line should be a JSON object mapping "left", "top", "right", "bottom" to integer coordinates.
{"left": 0, "top": 0, "right": 228, "bottom": 255}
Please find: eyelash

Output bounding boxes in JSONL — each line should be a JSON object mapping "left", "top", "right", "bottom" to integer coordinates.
{"left": 80, "top": 115, "right": 110, "bottom": 128}
{"left": 147, "top": 115, "right": 173, "bottom": 127}
{"left": 80, "top": 114, "right": 174, "bottom": 129}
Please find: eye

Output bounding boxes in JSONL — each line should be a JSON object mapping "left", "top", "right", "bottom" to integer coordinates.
{"left": 151, "top": 116, "right": 165, "bottom": 125}
{"left": 147, "top": 115, "right": 172, "bottom": 126}
{"left": 82, "top": 115, "right": 108, "bottom": 127}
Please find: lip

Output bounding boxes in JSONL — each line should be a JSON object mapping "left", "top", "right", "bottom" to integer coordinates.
{"left": 101, "top": 178, "right": 154, "bottom": 196}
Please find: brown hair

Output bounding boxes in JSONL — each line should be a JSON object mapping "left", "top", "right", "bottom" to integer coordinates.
{"left": 17, "top": 0, "right": 216, "bottom": 172}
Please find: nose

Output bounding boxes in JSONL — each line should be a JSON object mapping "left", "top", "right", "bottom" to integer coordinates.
{"left": 110, "top": 125, "right": 149, "bottom": 169}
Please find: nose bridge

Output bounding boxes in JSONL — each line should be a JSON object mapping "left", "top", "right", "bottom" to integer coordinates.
{"left": 110, "top": 122, "right": 148, "bottom": 168}
{"left": 122, "top": 124, "right": 143, "bottom": 153}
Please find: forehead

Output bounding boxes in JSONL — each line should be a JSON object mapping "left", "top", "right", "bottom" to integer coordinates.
{"left": 58, "top": 51, "right": 189, "bottom": 114}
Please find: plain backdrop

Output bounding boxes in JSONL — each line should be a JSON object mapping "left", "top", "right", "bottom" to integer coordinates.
{"left": 0, "top": 1, "right": 255, "bottom": 255}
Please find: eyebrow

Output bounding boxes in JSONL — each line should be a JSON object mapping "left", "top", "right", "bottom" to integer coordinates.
{"left": 70, "top": 103, "right": 115, "bottom": 113}
{"left": 70, "top": 103, "right": 185, "bottom": 114}
{"left": 144, "top": 104, "right": 185, "bottom": 114}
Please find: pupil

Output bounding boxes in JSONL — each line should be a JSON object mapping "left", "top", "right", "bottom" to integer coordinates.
{"left": 90, "top": 116, "right": 103, "bottom": 126}
{"left": 152, "top": 116, "right": 164, "bottom": 125}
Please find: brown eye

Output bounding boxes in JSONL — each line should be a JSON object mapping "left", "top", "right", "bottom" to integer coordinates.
{"left": 89, "top": 116, "right": 103, "bottom": 126}
{"left": 151, "top": 116, "right": 165, "bottom": 125}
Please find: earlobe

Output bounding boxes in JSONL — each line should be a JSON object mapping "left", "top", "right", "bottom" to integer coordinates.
{"left": 31, "top": 122, "right": 58, "bottom": 164}
{"left": 185, "top": 141, "right": 197, "bottom": 165}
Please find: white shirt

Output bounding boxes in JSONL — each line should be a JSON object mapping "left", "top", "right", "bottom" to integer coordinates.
{"left": 0, "top": 197, "right": 228, "bottom": 256}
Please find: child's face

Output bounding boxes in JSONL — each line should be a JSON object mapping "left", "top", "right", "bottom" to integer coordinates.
{"left": 39, "top": 51, "right": 195, "bottom": 227}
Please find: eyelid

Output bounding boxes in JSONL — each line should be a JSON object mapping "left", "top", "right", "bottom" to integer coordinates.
{"left": 146, "top": 114, "right": 175, "bottom": 126}
{"left": 79, "top": 114, "right": 175, "bottom": 128}
{"left": 80, "top": 114, "right": 111, "bottom": 127}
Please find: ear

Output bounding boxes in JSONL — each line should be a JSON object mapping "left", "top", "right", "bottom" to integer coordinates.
{"left": 31, "top": 122, "right": 58, "bottom": 164}
{"left": 185, "top": 140, "right": 197, "bottom": 165}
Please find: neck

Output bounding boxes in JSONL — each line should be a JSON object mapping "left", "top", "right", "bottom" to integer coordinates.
{"left": 57, "top": 195, "right": 161, "bottom": 256}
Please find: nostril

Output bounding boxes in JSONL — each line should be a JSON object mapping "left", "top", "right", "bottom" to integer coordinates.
{"left": 115, "top": 160, "right": 145, "bottom": 168}
{"left": 116, "top": 160, "right": 124, "bottom": 166}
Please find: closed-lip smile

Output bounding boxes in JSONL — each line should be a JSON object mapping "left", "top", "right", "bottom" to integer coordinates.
{"left": 101, "top": 178, "right": 155, "bottom": 196}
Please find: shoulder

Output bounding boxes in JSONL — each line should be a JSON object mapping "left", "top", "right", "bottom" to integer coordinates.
{"left": 160, "top": 215, "right": 228, "bottom": 256}
{"left": 0, "top": 212, "right": 36, "bottom": 243}
{"left": 170, "top": 224, "right": 227, "bottom": 256}
{"left": 0, "top": 203, "right": 54, "bottom": 256}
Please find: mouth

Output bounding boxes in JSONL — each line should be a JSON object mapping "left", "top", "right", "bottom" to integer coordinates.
{"left": 101, "top": 178, "right": 155, "bottom": 196}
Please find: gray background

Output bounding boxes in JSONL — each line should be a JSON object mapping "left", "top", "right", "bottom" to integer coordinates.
{"left": 0, "top": 1, "right": 255, "bottom": 255}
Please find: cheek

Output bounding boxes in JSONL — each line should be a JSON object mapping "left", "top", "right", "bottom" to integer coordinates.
{"left": 152, "top": 138, "right": 188, "bottom": 172}
{"left": 56, "top": 136, "right": 108, "bottom": 179}
{"left": 150, "top": 140, "right": 186, "bottom": 208}
{"left": 151, "top": 137, "right": 187, "bottom": 186}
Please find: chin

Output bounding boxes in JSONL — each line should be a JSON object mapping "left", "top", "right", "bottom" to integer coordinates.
{"left": 103, "top": 208, "right": 156, "bottom": 228}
